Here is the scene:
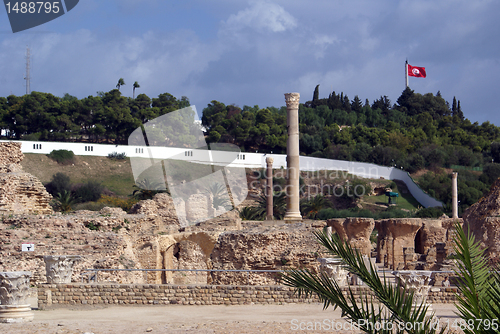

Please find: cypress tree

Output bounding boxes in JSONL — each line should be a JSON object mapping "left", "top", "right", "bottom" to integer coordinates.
{"left": 313, "top": 85, "right": 320, "bottom": 102}
{"left": 452, "top": 96, "right": 457, "bottom": 115}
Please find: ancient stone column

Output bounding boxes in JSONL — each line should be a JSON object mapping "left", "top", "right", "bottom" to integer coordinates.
{"left": 318, "top": 258, "right": 348, "bottom": 286}
{"left": 344, "top": 218, "right": 375, "bottom": 256}
{"left": 0, "top": 271, "right": 34, "bottom": 323}
{"left": 387, "top": 218, "right": 423, "bottom": 270}
{"left": 43, "top": 255, "right": 81, "bottom": 283}
{"left": 328, "top": 218, "right": 375, "bottom": 257}
{"left": 284, "top": 93, "right": 302, "bottom": 221}
{"left": 392, "top": 270, "right": 433, "bottom": 312}
{"left": 452, "top": 172, "right": 458, "bottom": 219}
{"left": 265, "top": 156, "right": 274, "bottom": 220}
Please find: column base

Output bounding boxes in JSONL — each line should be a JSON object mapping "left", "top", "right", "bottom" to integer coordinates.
{"left": 0, "top": 305, "right": 34, "bottom": 323}
{"left": 284, "top": 212, "right": 302, "bottom": 221}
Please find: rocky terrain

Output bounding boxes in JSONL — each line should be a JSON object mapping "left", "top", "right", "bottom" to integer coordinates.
{"left": 0, "top": 207, "right": 330, "bottom": 286}
{"left": 463, "top": 178, "right": 500, "bottom": 264}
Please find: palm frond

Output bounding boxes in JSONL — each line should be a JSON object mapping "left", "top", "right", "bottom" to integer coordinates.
{"left": 452, "top": 221, "right": 500, "bottom": 334}
{"left": 282, "top": 229, "right": 443, "bottom": 334}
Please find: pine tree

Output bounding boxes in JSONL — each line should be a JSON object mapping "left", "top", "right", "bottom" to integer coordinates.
{"left": 343, "top": 95, "right": 351, "bottom": 112}
{"left": 351, "top": 95, "right": 362, "bottom": 113}
{"left": 397, "top": 87, "right": 414, "bottom": 113}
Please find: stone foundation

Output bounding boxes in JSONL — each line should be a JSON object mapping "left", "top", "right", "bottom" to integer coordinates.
{"left": 37, "top": 283, "right": 459, "bottom": 309}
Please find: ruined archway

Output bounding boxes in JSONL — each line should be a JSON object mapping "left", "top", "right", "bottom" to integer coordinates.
{"left": 415, "top": 229, "right": 424, "bottom": 255}
{"left": 162, "top": 240, "right": 208, "bottom": 284}
{"left": 158, "top": 231, "right": 219, "bottom": 284}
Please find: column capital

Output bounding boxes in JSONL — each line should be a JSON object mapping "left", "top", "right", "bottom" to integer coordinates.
{"left": 0, "top": 271, "right": 31, "bottom": 305}
{"left": 43, "top": 255, "right": 81, "bottom": 284}
{"left": 392, "top": 270, "right": 432, "bottom": 307}
{"left": 284, "top": 93, "right": 300, "bottom": 109}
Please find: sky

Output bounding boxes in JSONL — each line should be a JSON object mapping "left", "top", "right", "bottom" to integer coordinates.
{"left": 1, "top": 0, "right": 499, "bottom": 125}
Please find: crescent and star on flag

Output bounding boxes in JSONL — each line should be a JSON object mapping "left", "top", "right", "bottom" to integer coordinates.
{"left": 405, "top": 60, "right": 426, "bottom": 88}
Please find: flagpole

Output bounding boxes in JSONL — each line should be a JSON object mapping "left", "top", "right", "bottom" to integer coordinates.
{"left": 405, "top": 59, "right": 409, "bottom": 88}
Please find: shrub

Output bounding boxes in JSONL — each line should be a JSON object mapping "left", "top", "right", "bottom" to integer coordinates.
{"left": 47, "top": 149, "right": 75, "bottom": 164}
{"left": 108, "top": 152, "right": 127, "bottom": 160}
{"left": 45, "top": 172, "right": 71, "bottom": 196}
{"left": 73, "top": 181, "right": 104, "bottom": 203}
{"left": 414, "top": 207, "right": 444, "bottom": 218}
{"left": 317, "top": 207, "right": 410, "bottom": 220}
{"left": 22, "top": 132, "right": 41, "bottom": 141}
{"left": 481, "top": 163, "right": 500, "bottom": 184}
{"left": 52, "top": 190, "right": 76, "bottom": 213}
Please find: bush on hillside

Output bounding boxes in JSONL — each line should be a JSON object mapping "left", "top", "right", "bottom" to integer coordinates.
{"left": 47, "top": 149, "right": 75, "bottom": 164}
{"left": 414, "top": 207, "right": 444, "bottom": 218}
{"left": 107, "top": 151, "right": 127, "bottom": 160}
{"left": 45, "top": 172, "right": 71, "bottom": 196}
{"left": 73, "top": 181, "right": 104, "bottom": 203}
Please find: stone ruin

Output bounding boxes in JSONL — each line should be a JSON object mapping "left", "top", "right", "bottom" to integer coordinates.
{"left": 1, "top": 141, "right": 497, "bottom": 290}
{"left": 324, "top": 216, "right": 460, "bottom": 286}
{"left": 327, "top": 217, "right": 375, "bottom": 256}
{"left": 0, "top": 142, "right": 53, "bottom": 215}
{"left": 375, "top": 218, "right": 459, "bottom": 273}
{"left": 129, "top": 191, "right": 237, "bottom": 228}
{"left": 462, "top": 178, "right": 500, "bottom": 265}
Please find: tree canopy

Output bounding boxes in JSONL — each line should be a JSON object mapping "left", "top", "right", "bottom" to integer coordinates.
{"left": 0, "top": 89, "right": 189, "bottom": 144}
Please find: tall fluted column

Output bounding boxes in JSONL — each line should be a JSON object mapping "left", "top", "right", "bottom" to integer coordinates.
{"left": 284, "top": 93, "right": 302, "bottom": 221}
{"left": 43, "top": 255, "right": 81, "bottom": 283}
{"left": 0, "top": 271, "right": 34, "bottom": 323}
{"left": 452, "top": 172, "right": 458, "bottom": 219}
{"left": 265, "top": 156, "right": 274, "bottom": 220}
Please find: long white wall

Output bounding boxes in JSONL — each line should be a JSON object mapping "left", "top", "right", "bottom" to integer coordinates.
{"left": 3, "top": 140, "right": 443, "bottom": 208}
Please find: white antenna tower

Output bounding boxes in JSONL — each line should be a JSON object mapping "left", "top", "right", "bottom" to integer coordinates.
{"left": 24, "top": 46, "right": 31, "bottom": 95}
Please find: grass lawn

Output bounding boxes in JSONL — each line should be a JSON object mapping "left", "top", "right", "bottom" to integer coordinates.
{"left": 362, "top": 180, "right": 421, "bottom": 212}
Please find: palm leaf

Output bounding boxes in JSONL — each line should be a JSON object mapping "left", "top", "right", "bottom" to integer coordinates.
{"left": 452, "top": 221, "right": 500, "bottom": 334}
{"left": 281, "top": 230, "right": 444, "bottom": 334}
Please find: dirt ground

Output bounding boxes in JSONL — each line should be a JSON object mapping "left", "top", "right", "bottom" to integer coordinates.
{"left": 0, "top": 302, "right": 462, "bottom": 334}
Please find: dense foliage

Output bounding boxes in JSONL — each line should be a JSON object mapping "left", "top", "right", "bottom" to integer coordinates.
{"left": 0, "top": 90, "right": 189, "bottom": 144}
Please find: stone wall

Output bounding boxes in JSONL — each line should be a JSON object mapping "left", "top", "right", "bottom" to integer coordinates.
{"left": 210, "top": 221, "right": 328, "bottom": 285}
{"left": 0, "top": 142, "right": 53, "bottom": 215}
{"left": 0, "top": 142, "right": 23, "bottom": 166}
{"left": 0, "top": 210, "right": 175, "bottom": 285}
{"left": 0, "top": 210, "right": 328, "bottom": 286}
{"left": 463, "top": 179, "right": 500, "bottom": 265}
{"left": 37, "top": 283, "right": 459, "bottom": 309}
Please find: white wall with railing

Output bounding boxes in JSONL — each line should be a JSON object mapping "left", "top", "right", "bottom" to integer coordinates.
{"left": 2, "top": 140, "right": 443, "bottom": 208}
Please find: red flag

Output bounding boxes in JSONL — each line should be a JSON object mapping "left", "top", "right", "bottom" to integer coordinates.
{"left": 407, "top": 64, "right": 426, "bottom": 78}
